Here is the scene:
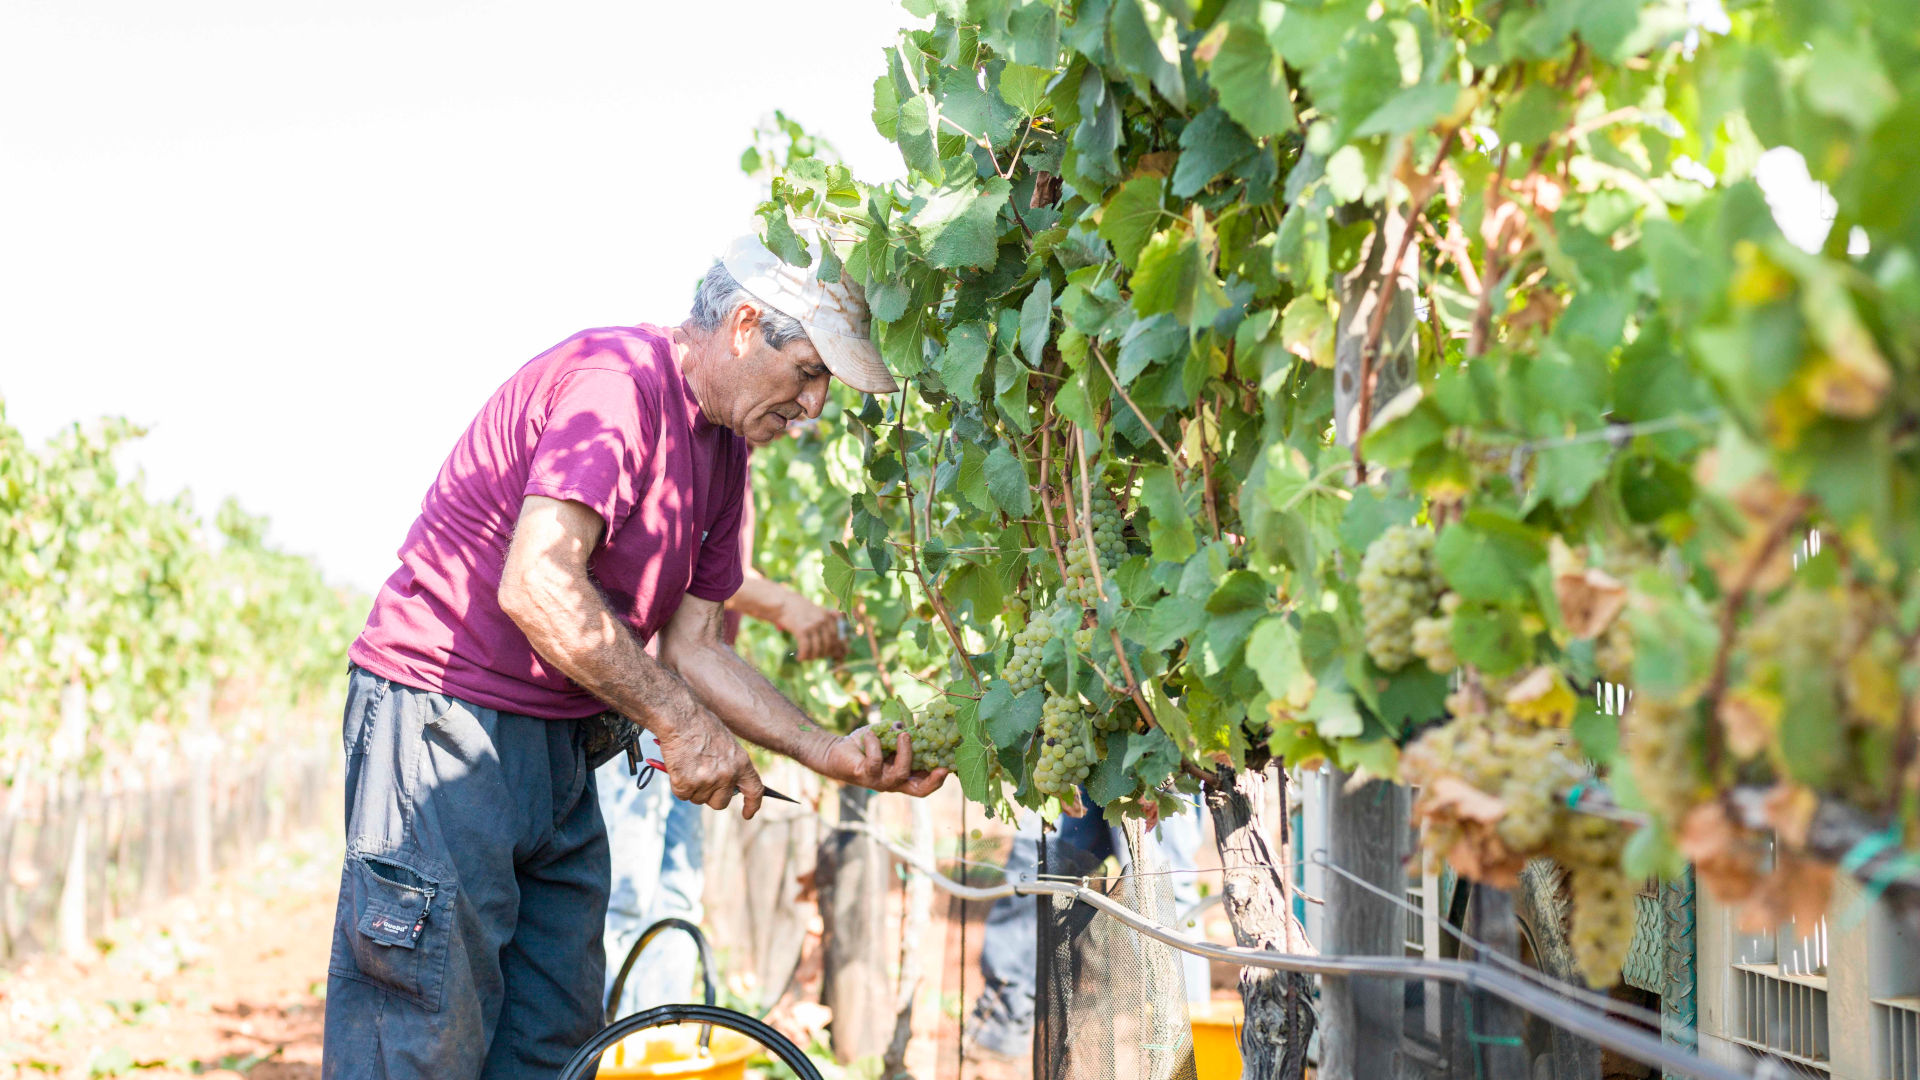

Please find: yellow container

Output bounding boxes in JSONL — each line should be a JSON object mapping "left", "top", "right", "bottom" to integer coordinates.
{"left": 1189, "top": 999, "right": 1245, "bottom": 1080}
{"left": 595, "top": 1023, "right": 757, "bottom": 1080}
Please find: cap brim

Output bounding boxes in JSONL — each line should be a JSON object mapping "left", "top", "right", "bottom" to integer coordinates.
{"left": 810, "top": 327, "right": 899, "bottom": 395}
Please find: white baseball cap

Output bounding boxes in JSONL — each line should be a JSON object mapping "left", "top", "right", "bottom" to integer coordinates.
{"left": 720, "top": 223, "right": 900, "bottom": 396}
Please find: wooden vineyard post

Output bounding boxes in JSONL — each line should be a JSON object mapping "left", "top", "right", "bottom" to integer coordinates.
{"left": 817, "top": 784, "right": 891, "bottom": 1063}
{"left": 1319, "top": 769, "right": 1408, "bottom": 1080}
{"left": 1204, "top": 763, "right": 1315, "bottom": 1080}
{"left": 1461, "top": 883, "right": 1529, "bottom": 1079}
{"left": 882, "top": 795, "right": 933, "bottom": 1079}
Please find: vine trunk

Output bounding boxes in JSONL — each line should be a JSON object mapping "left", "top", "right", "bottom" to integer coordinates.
{"left": 1203, "top": 765, "right": 1313, "bottom": 1080}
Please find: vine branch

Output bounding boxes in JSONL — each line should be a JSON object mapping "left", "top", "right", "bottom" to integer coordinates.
{"left": 896, "top": 389, "right": 980, "bottom": 687}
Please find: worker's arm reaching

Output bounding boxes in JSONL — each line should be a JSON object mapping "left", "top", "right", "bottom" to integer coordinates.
{"left": 500, "top": 494, "right": 945, "bottom": 815}
{"left": 659, "top": 592, "right": 946, "bottom": 797}
{"left": 499, "top": 494, "right": 766, "bottom": 817}
{"left": 726, "top": 573, "right": 847, "bottom": 661}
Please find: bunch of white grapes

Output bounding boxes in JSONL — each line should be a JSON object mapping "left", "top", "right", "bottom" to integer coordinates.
{"left": 1063, "top": 494, "right": 1127, "bottom": 606}
{"left": 874, "top": 695, "right": 962, "bottom": 772}
{"left": 1593, "top": 619, "right": 1634, "bottom": 683}
{"left": 1563, "top": 818, "right": 1636, "bottom": 984}
{"left": 1033, "top": 693, "right": 1097, "bottom": 799}
{"left": 1410, "top": 592, "right": 1461, "bottom": 674}
{"left": 1005, "top": 614, "right": 1058, "bottom": 695}
{"left": 1358, "top": 525, "right": 1442, "bottom": 670}
{"left": 1621, "top": 695, "right": 1698, "bottom": 823}
{"left": 1403, "top": 707, "right": 1640, "bottom": 986}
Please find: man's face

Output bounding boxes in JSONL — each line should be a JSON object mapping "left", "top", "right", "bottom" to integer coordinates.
{"left": 719, "top": 304, "right": 833, "bottom": 446}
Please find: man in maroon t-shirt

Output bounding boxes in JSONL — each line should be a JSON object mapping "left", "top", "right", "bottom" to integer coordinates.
{"left": 324, "top": 229, "right": 944, "bottom": 1080}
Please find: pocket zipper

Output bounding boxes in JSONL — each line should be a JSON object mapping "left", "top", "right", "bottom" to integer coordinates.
{"left": 409, "top": 884, "right": 436, "bottom": 945}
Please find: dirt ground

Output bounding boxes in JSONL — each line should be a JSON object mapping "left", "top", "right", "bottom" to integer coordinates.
{"left": 0, "top": 830, "right": 337, "bottom": 1079}
{"left": 0, "top": 788, "right": 1245, "bottom": 1080}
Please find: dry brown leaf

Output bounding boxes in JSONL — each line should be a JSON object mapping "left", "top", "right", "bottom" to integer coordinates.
{"left": 1508, "top": 289, "right": 1564, "bottom": 334}
{"left": 1735, "top": 853, "right": 1837, "bottom": 934}
{"left": 1192, "top": 22, "right": 1228, "bottom": 63}
{"left": 1556, "top": 568, "right": 1628, "bottom": 639}
{"left": 1705, "top": 476, "right": 1799, "bottom": 594}
{"left": 1678, "top": 802, "right": 1763, "bottom": 902}
{"left": 1718, "top": 690, "right": 1778, "bottom": 761}
{"left": 1135, "top": 151, "right": 1177, "bottom": 178}
{"left": 1762, "top": 783, "right": 1818, "bottom": 849}
{"left": 1444, "top": 831, "right": 1526, "bottom": 888}
{"left": 1423, "top": 775, "right": 1508, "bottom": 824}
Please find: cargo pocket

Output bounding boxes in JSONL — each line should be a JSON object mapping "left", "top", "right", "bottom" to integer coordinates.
{"left": 328, "top": 848, "right": 454, "bottom": 1012}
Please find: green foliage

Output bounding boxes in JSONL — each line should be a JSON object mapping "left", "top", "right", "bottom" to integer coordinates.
{"left": 0, "top": 403, "right": 363, "bottom": 779}
{"left": 746, "top": 0, "right": 1920, "bottom": 890}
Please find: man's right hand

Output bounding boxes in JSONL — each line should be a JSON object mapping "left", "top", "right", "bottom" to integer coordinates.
{"left": 651, "top": 709, "right": 765, "bottom": 819}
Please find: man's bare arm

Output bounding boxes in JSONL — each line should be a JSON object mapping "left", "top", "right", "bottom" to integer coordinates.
{"left": 726, "top": 573, "right": 847, "bottom": 661}
{"left": 497, "top": 495, "right": 764, "bottom": 817}
{"left": 660, "top": 594, "right": 946, "bottom": 797}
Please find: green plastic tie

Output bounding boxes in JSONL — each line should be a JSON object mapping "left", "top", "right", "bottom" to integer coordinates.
{"left": 1835, "top": 825, "right": 1915, "bottom": 929}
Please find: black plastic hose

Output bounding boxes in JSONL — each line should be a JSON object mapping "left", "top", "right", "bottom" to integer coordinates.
{"left": 605, "top": 917, "right": 718, "bottom": 1022}
{"left": 555, "top": 1003, "right": 826, "bottom": 1080}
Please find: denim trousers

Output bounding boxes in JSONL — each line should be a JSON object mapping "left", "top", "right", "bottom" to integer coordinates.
{"left": 974, "top": 797, "right": 1210, "bottom": 1032}
{"left": 595, "top": 730, "right": 707, "bottom": 1016}
{"left": 322, "top": 666, "right": 611, "bottom": 1080}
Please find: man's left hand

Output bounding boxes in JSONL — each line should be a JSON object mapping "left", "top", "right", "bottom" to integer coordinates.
{"left": 777, "top": 596, "right": 848, "bottom": 662}
{"left": 816, "top": 727, "right": 947, "bottom": 797}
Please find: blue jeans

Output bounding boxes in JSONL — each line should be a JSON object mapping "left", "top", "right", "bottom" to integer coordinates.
{"left": 323, "top": 666, "right": 610, "bottom": 1080}
{"left": 595, "top": 730, "right": 707, "bottom": 1016}
{"left": 974, "top": 798, "right": 1209, "bottom": 1037}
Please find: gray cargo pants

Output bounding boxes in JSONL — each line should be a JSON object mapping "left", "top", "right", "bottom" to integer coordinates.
{"left": 322, "top": 665, "right": 612, "bottom": 1079}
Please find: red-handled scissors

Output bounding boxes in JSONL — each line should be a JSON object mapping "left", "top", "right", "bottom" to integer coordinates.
{"left": 634, "top": 753, "right": 799, "bottom": 804}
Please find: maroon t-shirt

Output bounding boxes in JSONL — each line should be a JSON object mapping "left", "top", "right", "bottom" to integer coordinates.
{"left": 350, "top": 324, "right": 749, "bottom": 718}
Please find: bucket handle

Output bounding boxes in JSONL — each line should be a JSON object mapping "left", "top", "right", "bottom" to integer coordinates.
{"left": 606, "top": 917, "right": 720, "bottom": 1051}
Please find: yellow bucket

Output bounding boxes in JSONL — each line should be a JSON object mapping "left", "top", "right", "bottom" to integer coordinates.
{"left": 595, "top": 1023, "right": 758, "bottom": 1080}
{"left": 1189, "top": 999, "right": 1245, "bottom": 1080}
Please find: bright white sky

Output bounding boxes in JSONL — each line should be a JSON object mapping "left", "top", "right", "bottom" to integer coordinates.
{"left": 0, "top": 0, "right": 908, "bottom": 593}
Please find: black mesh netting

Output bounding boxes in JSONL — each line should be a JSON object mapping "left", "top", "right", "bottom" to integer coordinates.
{"left": 1034, "top": 817, "right": 1198, "bottom": 1080}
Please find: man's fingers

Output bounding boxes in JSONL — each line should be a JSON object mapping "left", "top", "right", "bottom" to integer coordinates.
{"left": 703, "top": 784, "right": 735, "bottom": 812}
{"left": 885, "top": 736, "right": 913, "bottom": 785}
{"left": 737, "top": 762, "right": 765, "bottom": 821}
{"left": 900, "top": 769, "right": 948, "bottom": 797}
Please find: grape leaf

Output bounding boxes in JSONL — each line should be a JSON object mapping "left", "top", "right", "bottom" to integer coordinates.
{"left": 984, "top": 443, "right": 1034, "bottom": 517}
{"left": 984, "top": 683, "right": 1045, "bottom": 748}
{"left": 955, "top": 697, "right": 997, "bottom": 804}
{"left": 997, "top": 62, "right": 1054, "bottom": 116}
{"left": 1205, "top": 21, "right": 1295, "bottom": 139}
{"left": 1140, "top": 464, "right": 1196, "bottom": 564}
{"left": 938, "top": 321, "right": 992, "bottom": 398}
{"left": 1171, "top": 107, "right": 1256, "bottom": 198}
{"left": 1020, "top": 278, "right": 1053, "bottom": 366}
{"left": 1098, "top": 177, "right": 1166, "bottom": 268}
{"left": 1129, "top": 230, "right": 1230, "bottom": 327}
{"left": 917, "top": 178, "right": 1014, "bottom": 269}
{"left": 1433, "top": 512, "right": 1545, "bottom": 605}
{"left": 1246, "top": 616, "right": 1309, "bottom": 703}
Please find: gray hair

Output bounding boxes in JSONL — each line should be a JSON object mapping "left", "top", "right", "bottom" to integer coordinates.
{"left": 690, "top": 260, "right": 810, "bottom": 349}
